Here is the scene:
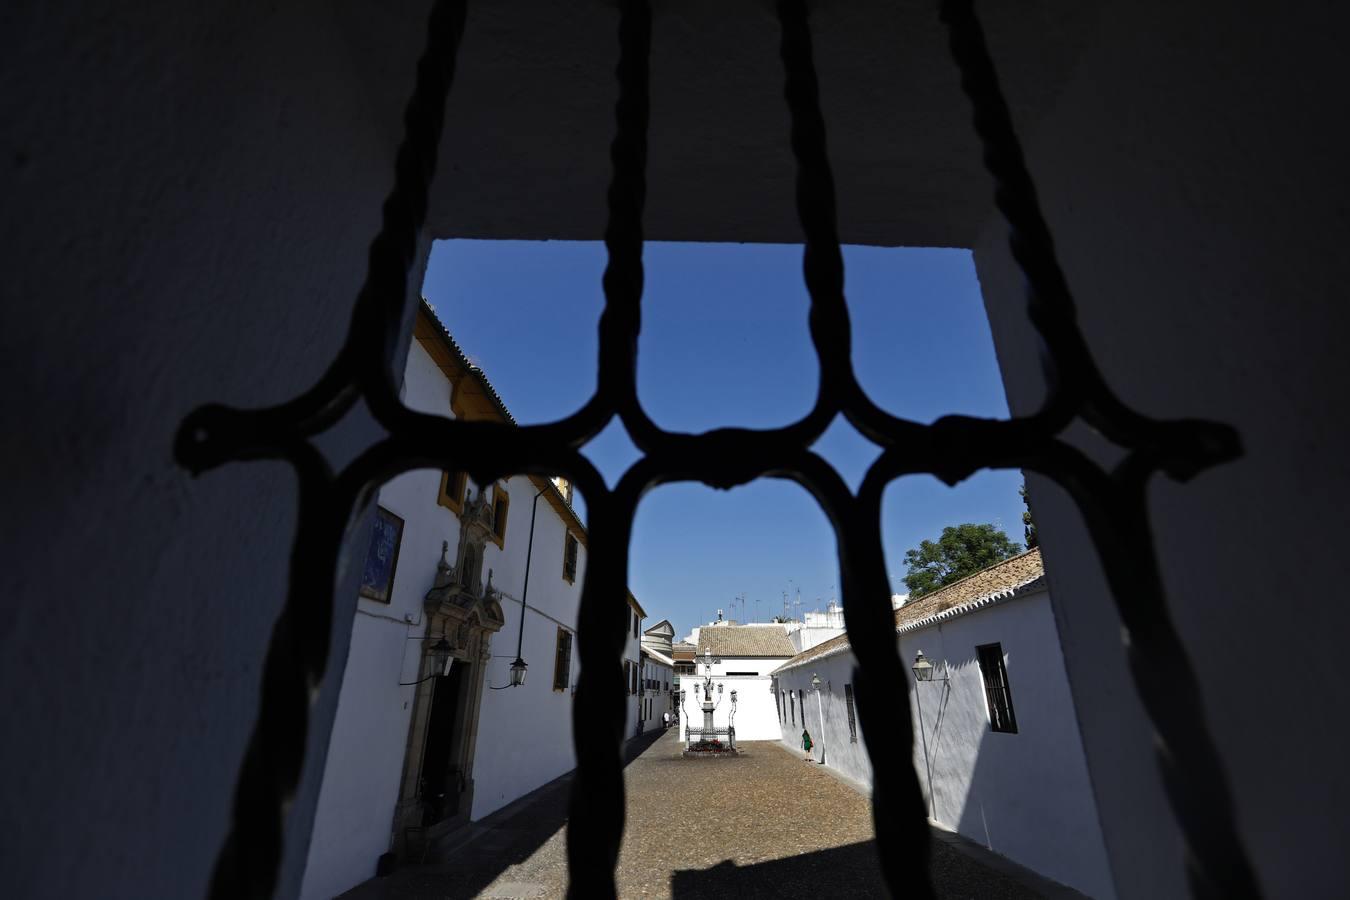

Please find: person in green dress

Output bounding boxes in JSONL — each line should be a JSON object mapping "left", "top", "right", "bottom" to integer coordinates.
{"left": 801, "top": 729, "right": 813, "bottom": 761}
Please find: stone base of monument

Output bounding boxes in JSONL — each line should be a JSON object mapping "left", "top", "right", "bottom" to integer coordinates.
{"left": 681, "top": 739, "right": 739, "bottom": 758}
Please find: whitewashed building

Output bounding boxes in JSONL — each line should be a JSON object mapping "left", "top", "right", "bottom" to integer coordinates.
{"left": 640, "top": 620, "right": 677, "bottom": 728}
{"left": 772, "top": 550, "right": 1114, "bottom": 899}
{"left": 783, "top": 601, "right": 846, "bottom": 654}
{"left": 677, "top": 624, "right": 796, "bottom": 743}
{"left": 623, "top": 593, "right": 646, "bottom": 738}
{"left": 641, "top": 618, "right": 675, "bottom": 657}
{"left": 300, "top": 303, "right": 639, "bottom": 900}
{"left": 639, "top": 647, "right": 675, "bottom": 731}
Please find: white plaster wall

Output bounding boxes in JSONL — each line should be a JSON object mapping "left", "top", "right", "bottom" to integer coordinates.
{"left": 775, "top": 653, "right": 874, "bottom": 789}
{"left": 302, "top": 340, "right": 591, "bottom": 896}
{"left": 695, "top": 655, "right": 788, "bottom": 678}
{"left": 470, "top": 472, "right": 586, "bottom": 821}
{"left": 775, "top": 594, "right": 1114, "bottom": 899}
{"left": 898, "top": 596, "right": 1115, "bottom": 900}
{"left": 0, "top": 4, "right": 432, "bottom": 897}
{"left": 299, "top": 532, "right": 434, "bottom": 900}
{"left": 678, "top": 654, "right": 790, "bottom": 742}
{"left": 971, "top": 4, "right": 1350, "bottom": 896}
{"left": 639, "top": 658, "right": 675, "bottom": 729}
{"left": 789, "top": 626, "right": 846, "bottom": 653}
{"left": 623, "top": 607, "right": 643, "bottom": 739}
{"left": 677, "top": 673, "right": 782, "bottom": 742}
{"left": 302, "top": 341, "right": 469, "bottom": 899}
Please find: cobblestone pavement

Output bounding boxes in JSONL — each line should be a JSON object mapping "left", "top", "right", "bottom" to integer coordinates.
{"left": 341, "top": 729, "right": 1050, "bottom": 899}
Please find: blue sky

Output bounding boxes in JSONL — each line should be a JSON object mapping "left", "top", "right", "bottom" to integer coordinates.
{"left": 423, "top": 240, "right": 1027, "bottom": 640}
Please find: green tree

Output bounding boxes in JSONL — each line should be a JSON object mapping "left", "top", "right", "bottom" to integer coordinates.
{"left": 902, "top": 523, "right": 1022, "bottom": 598}
{"left": 1020, "top": 481, "right": 1038, "bottom": 549}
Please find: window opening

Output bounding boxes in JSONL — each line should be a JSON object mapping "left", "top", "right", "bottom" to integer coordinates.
{"left": 563, "top": 533, "right": 579, "bottom": 583}
{"left": 844, "top": 683, "right": 858, "bottom": 743}
{"left": 977, "top": 643, "right": 1017, "bottom": 733}
{"left": 438, "top": 470, "right": 467, "bottom": 512}
{"left": 492, "top": 484, "right": 509, "bottom": 545}
{"left": 554, "top": 628, "right": 574, "bottom": 691}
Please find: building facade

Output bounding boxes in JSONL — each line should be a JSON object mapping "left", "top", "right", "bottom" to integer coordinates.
{"left": 782, "top": 602, "right": 847, "bottom": 654}
{"left": 300, "top": 304, "right": 627, "bottom": 900}
{"left": 677, "top": 624, "right": 796, "bottom": 743}
{"left": 639, "top": 646, "right": 675, "bottom": 730}
{"left": 772, "top": 550, "right": 1114, "bottom": 899}
{"left": 640, "top": 620, "right": 676, "bottom": 729}
{"left": 622, "top": 594, "right": 646, "bottom": 737}
{"left": 671, "top": 640, "right": 697, "bottom": 678}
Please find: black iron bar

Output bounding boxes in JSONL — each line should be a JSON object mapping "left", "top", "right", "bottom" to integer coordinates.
{"left": 174, "top": 0, "right": 1257, "bottom": 897}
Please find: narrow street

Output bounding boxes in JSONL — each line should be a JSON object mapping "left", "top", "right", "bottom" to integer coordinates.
{"left": 341, "top": 730, "right": 1061, "bottom": 899}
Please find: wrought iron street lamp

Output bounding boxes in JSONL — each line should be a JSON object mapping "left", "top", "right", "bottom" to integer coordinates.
{"left": 432, "top": 638, "right": 453, "bottom": 676}
{"left": 912, "top": 650, "right": 935, "bottom": 682}
{"left": 810, "top": 673, "right": 826, "bottom": 765}
{"left": 503, "top": 486, "right": 549, "bottom": 689}
{"left": 911, "top": 650, "right": 947, "bottom": 819}
{"left": 399, "top": 637, "right": 454, "bottom": 686}
{"left": 509, "top": 656, "right": 528, "bottom": 687}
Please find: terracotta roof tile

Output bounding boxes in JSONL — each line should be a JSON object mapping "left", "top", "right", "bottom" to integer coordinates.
{"left": 772, "top": 549, "right": 1045, "bottom": 674}
{"left": 696, "top": 625, "right": 796, "bottom": 659}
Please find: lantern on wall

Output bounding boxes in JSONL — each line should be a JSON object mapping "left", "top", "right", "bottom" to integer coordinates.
{"left": 911, "top": 650, "right": 934, "bottom": 682}
{"left": 431, "top": 638, "right": 454, "bottom": 677}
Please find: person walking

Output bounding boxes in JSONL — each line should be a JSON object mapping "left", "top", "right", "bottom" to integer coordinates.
{"left": 801, "top": 729, "right": 814, "bottom": 761}
{"left": 662, "top": 710, "right": 671, "bottom": 729}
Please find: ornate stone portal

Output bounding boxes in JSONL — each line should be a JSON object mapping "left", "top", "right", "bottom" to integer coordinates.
{"left": 393, "top": 492, "right": 506, "bottom": 855}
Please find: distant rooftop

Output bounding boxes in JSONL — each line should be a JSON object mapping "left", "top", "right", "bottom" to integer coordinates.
{"left": 696, "top": 624, "right": 796, "bottom": 660}
{"left": 773, "top": 549, "right": 1046, "bottom": 675}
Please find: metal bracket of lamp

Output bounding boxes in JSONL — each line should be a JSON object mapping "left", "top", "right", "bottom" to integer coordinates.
{"left": 911, "top": 650, "right": 948, "bottom": 820}
{"left": 490, "top": 486, "right": 549, "bottom": 690}
{"left": 399, "top": 637, "right": 454, "bottom": 686}
{"left": 809, "top": 673, "right": 827, "bottom": 765}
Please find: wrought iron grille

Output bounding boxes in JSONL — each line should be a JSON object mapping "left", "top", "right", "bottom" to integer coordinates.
{"left": 176, "top": 0, "right": 1263, "bottom": 897}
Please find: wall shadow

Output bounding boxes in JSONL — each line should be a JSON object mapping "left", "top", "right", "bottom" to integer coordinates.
{"left": 952, "top": 724, "right": 1109, "bottom": 899}
{"left": 339, "top": 728, "right": 666, "bottom": 900}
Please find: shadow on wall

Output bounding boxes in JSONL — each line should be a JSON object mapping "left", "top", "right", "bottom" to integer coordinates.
{"left": 671, "top": 840, "right": 884, "bottom": 899}
{"left": 951, "top": 725, "right": 1114, "bottom": 899}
